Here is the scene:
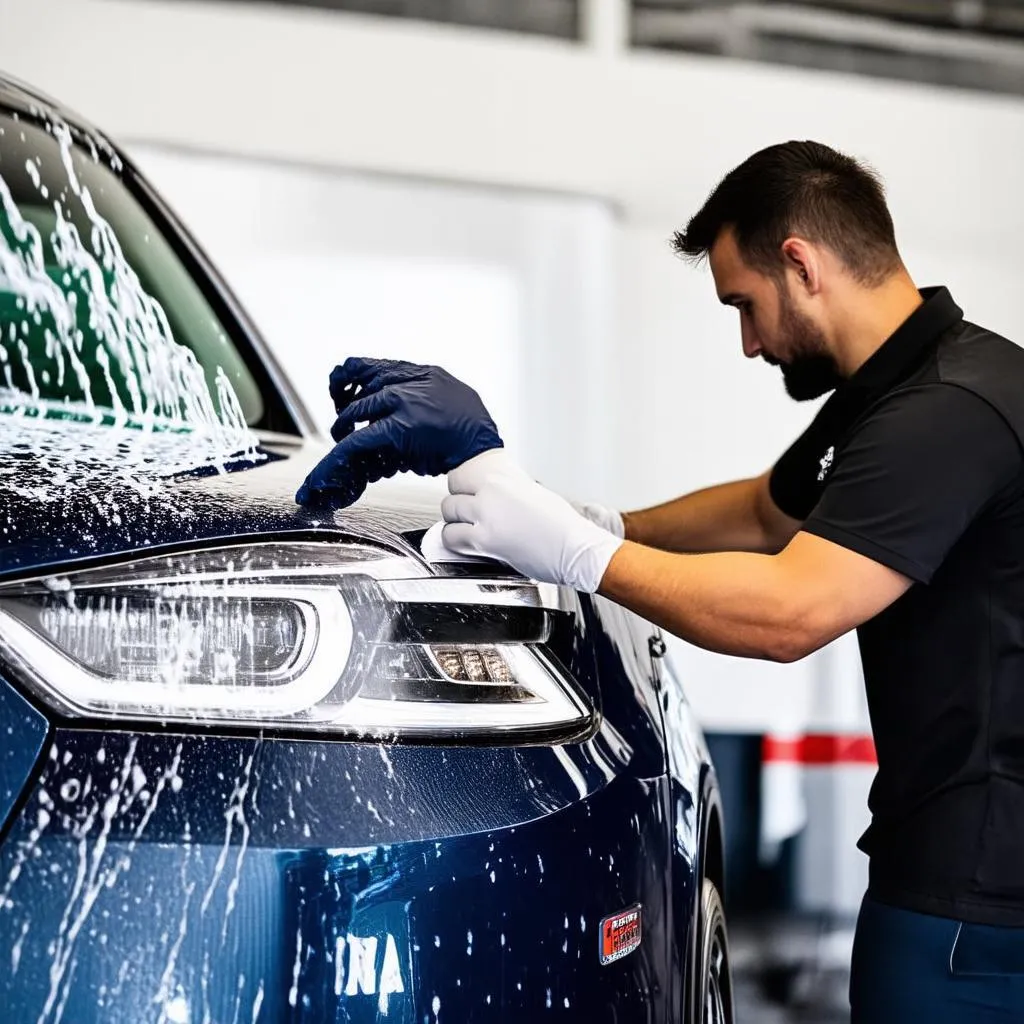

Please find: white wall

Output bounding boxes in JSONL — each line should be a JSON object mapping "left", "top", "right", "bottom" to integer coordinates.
{"left": 4, "top": 0, "right": 1023, "bottom": 732}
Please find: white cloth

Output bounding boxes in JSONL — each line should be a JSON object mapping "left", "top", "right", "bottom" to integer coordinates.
{"left": 439, "top": 451, "right": 624, "bottom": 593}
{"left": 420, "top": 520, "right": 482, "bottom": 563}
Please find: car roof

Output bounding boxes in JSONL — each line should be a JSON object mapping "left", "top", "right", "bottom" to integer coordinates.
{"left": 1, "top": 71, "right": 88, "bottom": 125}
{"left": 0, "top": 71, "right": 120, "bottom": 161}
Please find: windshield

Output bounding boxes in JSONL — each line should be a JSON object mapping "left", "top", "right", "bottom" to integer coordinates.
{"left": 0, "top": 109, "right": 267, "bottom": 433}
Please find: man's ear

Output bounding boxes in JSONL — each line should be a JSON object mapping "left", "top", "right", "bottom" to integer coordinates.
{"left": 781, "top": 237, "right": 821, "bottom": 294}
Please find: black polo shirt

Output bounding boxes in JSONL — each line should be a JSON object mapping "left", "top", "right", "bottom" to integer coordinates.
{"left": 770, "top": 286, "right": 1024, "bottom": 926}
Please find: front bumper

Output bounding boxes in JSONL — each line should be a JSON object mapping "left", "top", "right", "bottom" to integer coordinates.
{"left": 0, "top": 724, "right": 678, "bottom": 1023}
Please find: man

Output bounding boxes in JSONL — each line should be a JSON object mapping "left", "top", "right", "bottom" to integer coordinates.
{"left": 297, "top": 141, "right": 1024, "bottom": 1020}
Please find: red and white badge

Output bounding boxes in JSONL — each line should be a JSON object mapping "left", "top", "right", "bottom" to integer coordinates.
{"left": 599, "top": 904, "right": 642, "bottom": 966}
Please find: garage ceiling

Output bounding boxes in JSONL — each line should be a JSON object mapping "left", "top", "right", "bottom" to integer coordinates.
{"left": 635, "top": 0, "right": 1024, "bottom": 38}
{"left": 160, "top": 0, "right": 582, "bottom": 38}
{"left": 631, "top": 0, "right": 1024, "bottom": 94}
{"left": 150, "top": 0, "right": 1024, "bottom": 94}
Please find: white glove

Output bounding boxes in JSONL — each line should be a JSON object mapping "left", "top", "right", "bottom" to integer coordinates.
{"left": 572, "top": 501, "right": 625, "bottom": 540}
{"left": 442, "top": 453, "right": 624, "bottom": 593}
{"left": 446, "top": 452, "right": 625, "bottom": 538}
{"left": 447, "top": 448, "right": 533, "bottom": 490}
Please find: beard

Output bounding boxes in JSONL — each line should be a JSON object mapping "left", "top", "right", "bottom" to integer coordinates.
{"left": 768, "top": 294, "right": 844, "bottom": 401}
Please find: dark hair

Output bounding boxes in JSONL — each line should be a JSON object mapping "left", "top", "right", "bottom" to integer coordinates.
{"left": 673, "top": 141, "right": 901, "bottom": 286}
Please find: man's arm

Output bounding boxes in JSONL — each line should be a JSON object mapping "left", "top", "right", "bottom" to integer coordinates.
{"left": 598, "top": 530, "right": 912, "bottom": 663}
{"left": 443, "top": 383, "right": 1019, "bottom": 667}
{"left": 621, "top": 471, "right": 801, "bottom": 555}
{"left": 600, "top": 384, "right": 1024, "bottom": 660}
{"left": 444, "top": 459, "right": 911, "bottom": 658}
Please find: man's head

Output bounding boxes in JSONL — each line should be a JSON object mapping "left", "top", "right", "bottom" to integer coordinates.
{"left": 674, "top": 141, "right": 905, "bottom": 400}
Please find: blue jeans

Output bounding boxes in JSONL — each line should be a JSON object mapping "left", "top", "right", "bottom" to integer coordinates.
{"left": 851, "top": 892, "right": 1024, "bottom": 1022}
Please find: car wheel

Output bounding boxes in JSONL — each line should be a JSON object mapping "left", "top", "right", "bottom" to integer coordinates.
{"left": 697, "top": 879, "right": 734, "bottom": 1024}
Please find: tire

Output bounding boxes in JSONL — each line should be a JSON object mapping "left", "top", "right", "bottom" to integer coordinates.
{"left": 696, "top": 879, "right": 734, "bottom": 1024}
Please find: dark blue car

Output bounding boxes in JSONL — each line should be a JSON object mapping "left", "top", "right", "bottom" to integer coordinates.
{"left": 0, "top": 74, "right": 733, "bottom": 1023}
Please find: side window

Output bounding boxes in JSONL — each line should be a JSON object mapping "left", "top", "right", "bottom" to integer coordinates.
{"left": 0, "top": 197, "right": 124, "bottom": 411}
{"left": 0, "top": 112, "right": 264, "bottom": 429}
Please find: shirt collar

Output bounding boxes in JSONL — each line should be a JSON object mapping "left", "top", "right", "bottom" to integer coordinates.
{"left": 847, "top": 286, "right": 963, "bottom": 392}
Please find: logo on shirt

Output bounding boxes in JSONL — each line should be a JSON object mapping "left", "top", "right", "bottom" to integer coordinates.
{"left": 817, "top": 446, "right": 835, "bottom": 483}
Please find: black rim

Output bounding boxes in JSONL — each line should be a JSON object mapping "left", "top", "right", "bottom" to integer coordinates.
{"left": 704, "top": 923, "right": 729, "bottom": 1024}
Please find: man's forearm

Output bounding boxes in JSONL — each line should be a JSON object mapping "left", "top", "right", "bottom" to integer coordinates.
{"left": 442, "top": 461, "right": 914, "bottom": 650}
{"left": 621, "top": 472, "right": 798, "bottom": 556}
{"left": 597, "top": 539, "right": 826, "bottom": 662}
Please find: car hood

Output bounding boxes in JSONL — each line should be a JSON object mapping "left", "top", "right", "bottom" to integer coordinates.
{"left": 0, "top": 423, "right": 444, "bottom": 581}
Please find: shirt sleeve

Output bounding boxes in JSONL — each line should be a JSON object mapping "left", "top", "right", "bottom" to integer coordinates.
{"left": 769, "top": 389, "right": 855, "bottom": 522}
{"left": 769, "top": 410, "right": 831, "bottom": 521}
{"left": 802, "top": 384, "right": 1021, "bottom": 584}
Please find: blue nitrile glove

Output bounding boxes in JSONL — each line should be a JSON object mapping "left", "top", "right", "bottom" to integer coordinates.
{"left": 295, "top": 357, "right": 504, "bottom": 508}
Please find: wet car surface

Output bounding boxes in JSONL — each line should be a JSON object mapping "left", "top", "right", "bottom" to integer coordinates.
{"left": 0, "top": 73, "right": 732, "bottom": 1023}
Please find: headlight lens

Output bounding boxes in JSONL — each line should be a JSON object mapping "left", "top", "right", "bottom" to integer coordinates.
{"left": 0, "top": 543, "right": 592, "bottom": 741}
{"left": 38, "top": 594, "right": 308, "bottom": 682}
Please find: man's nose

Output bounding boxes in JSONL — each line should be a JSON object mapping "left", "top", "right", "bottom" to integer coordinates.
{"left": 741, "top": 323, "right": 762, "bottom": 359}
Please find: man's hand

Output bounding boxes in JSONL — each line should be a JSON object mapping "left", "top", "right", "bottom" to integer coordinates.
{"left": 441, "top": 452, "right": 624, "bottom": 592}
{"left": 296, "top": 358, "right": 504, "bottom": 508}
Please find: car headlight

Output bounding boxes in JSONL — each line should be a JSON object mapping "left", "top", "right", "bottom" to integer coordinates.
{"left": 0, "top": 542, "right": 593, "bottom": 741}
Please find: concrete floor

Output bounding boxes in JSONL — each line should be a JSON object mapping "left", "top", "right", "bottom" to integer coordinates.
{"left": 734, "top": 970, "right": 850, "bottom": 1023}
{"left": 728, "top": 921, "right": 852, "bottom": 1024}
